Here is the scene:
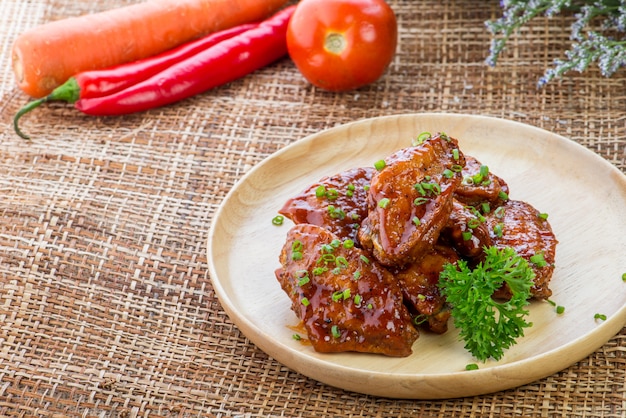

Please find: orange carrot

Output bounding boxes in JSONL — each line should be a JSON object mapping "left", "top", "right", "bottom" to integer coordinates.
{"left": 12, "top": 0, "right": 290, "bottom": 98}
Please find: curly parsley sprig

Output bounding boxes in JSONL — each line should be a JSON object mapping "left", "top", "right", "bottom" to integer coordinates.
{"left": 438, "top": 246, "right": 535, "bottom": 362}
{"left": 486, "top": 0, "right": 626, "bottom": 86}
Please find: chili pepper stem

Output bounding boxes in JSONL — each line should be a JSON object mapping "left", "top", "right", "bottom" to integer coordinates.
{"left": 13, "top": 77, "right": 81, "bottom": 140}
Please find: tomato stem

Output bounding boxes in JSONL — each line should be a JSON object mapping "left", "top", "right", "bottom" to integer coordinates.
{"left": 324, "top": 33, "right": 346, "bottom": 55}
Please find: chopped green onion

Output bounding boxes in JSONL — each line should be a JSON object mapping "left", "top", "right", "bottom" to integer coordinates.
{"left": 326, "top": 188, "right": 339, "bottom": 200}
{"left": 346, "top": 183, "right": 355, "bottom": 198}
{"left": 378, "top": 198, "right": 390, "bottom": 208}
{"left": 331, "top": 325, "right": 341, "bottom": 338}
{"left": 538, "top": 212, "right": 549, "bottom": 221}
{"left": 315, "top": 185, "right": 326, "bottom": 198}
{"left": 494, "top": 206, "right": 506, "bottom": 219}
{"left": 367, "top": 303, "right": 373, "bottom": 309}
{"left": 335, "top": 256, "right": 349, "bottom": 269}
{"left": 493, "top": 223, "right": 504, "bottom": 238}
{"left": 622, "top": 273, "right": 626, "bottom": 282}
{"left": 272, "top": 215, "right": 285, "bottom": 225}
{"left": 413, "top": 131, "right": 432, "bottom": 145}
{"left": 414, "top": 197, "right": 428, "bottom": 206}
{"left": 465, "top": 363, "right": 479, "bottom": 371}
{"left": 498, "top": 191, "right": 509, "bottom": 201}
{"left": 594, "top": 313, "right": 607, "bottom": 321}
{"left": 297, "top": 274, "right": 310, "bottom": 287}
{"left": 331, "top": 239, "right": 341, "bottom": 248}
{"left": 462, "top": 231, "right": 473, "bottom": 241}
{"left": 360, "top": 255, "right": 370, "bottom": 264}
{"left": 301, "top": 298, "right": 310, "bottom": 307}
{"left": 415, "top": 181, "right": 441, "bottom": 197}
{"left": 417, "top": 294, "right": 426, "bottom": 301}
{"left": 442, "top": 169, "right": 454, "bottom": 179}
{"left": 320, "top": 244, "right": 335, "bottom": 254}
{"left": 451, "top": 164, "right": 463, "bottom": 172}
{"left": 354, "top": 294, "right": 362, "bottom": 305}
{"left": 292, "top": 334, "right": 302, "bottom": 341}
{"left": 353, "top": 271, "right": 362, "bottom": 280}
{"left": 412, "top": 216, "right": 421, "bottom": 226}
{"left": 556, "top": 305, "right": 565, "bottom": 315}
{"left": 481, "top": 202, "right": 491, "bottom": 214}
{"left": 467, "top": 218, "right": 481, "bottom": 229}
{"left": 452, "top": 148, "right": 460, "bottom": 161}
{"left": 413, "top": 314, "right": 427, "bottom": 325}
{"left": 332, "top": 291, "right": 344, "bottom": 302}
{"left": 312, "top": 267, "right": 327, "bottom": 275}
{"left": 327, "top": 205, "right": 346, "bottom": 220}
{"left": 343, "top": 239, "right": 355, "bottom": 249}
{"left": 374, "top": 159, "right": 386, "bottom": 171}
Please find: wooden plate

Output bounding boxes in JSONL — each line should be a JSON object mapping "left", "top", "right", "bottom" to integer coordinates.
{"left": 207, "top": 113, "right": 626, "bottom": 399}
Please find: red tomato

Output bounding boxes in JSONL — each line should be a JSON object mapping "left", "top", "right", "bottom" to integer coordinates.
{"left": 287, "top": 0, "right": 397, "bottom": 92}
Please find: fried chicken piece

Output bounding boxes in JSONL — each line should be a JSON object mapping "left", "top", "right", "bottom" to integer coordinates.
{"left": 394, "top": 245, "right": 459, "bottom": 334}
{"left": 454, "top": 155, "right": 509, "bottom": 208}
{"left": 358, "top": 133, "right": 465, "bottom": 267}
{"left": 275, "top": 223, "right": 418, "bottom": 357}
{"left": 440, "top": 199, "right": 493, "bottom": 260}
{"left": 485, "top": 200, "right": 558, "bottom": 299}
{"left": 278, "top": 167, "right": 375, "bottom": 242}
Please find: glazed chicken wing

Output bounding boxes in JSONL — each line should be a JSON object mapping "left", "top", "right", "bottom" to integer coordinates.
{"left": 275, "top": 223, "right": 419, "bottom": 357}
{"left": 394, "top": 245, "right": 459, "bottom": 334}
{"left": 278, "top": 167, "right": 375, "bottom": 242}
{"left": 454, "top": 155, "right": 509, "bottom": 208}
{"left": 485, "top": 200, "right": 558, "bottom": 299}
{"left": 440, "top": 199, "right": 493, "bottom": 260}
{"left": 358, "top": 133, "right": 465, "bottom": 267}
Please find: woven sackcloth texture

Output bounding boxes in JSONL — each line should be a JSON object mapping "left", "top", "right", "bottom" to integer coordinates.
{"left": 0, "top": 0, "right": 625, "bottom": 416}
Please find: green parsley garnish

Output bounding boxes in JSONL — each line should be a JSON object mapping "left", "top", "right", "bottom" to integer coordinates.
{"left": 439, "top": 246, "right": 534, "bottom": 361}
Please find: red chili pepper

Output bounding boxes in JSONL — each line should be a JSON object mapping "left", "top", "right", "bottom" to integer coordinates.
{"left": 77, "top": 23, "right": 259, "bottom": 99}
{"left": 14, "top": 6, "right": 295, "bottom": 139}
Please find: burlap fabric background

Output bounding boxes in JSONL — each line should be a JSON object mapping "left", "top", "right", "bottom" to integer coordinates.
{"left": 0, "top": 0, "right": 625, "bottom": 416}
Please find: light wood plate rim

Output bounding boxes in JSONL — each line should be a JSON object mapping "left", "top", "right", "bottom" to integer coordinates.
{"left": 207, "top": 113, "right": 626, "bottom": 399}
